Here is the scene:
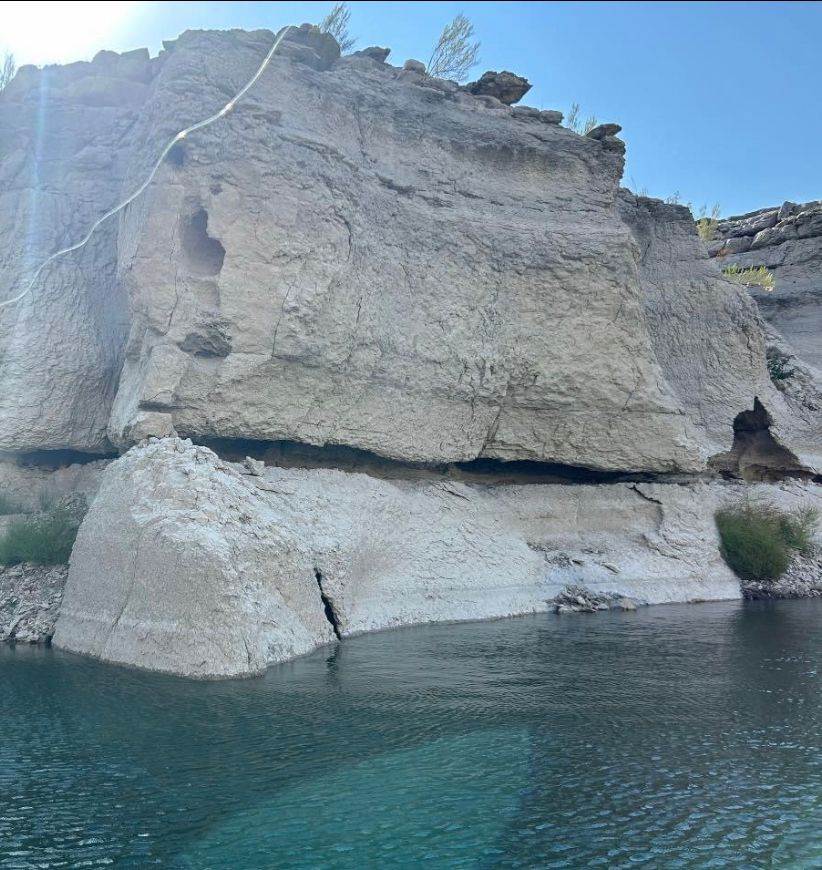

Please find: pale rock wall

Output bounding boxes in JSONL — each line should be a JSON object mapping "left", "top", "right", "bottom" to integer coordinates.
{"left": 1, "top": 27, "right": 813, "bottom": 475}
{"left": 0, "top": 51, "right": 150, "bottom": 452}
{"left": 54, "top": 438, "right": 822, "bottom": 679}
{"left": 0, "top": 456, "right": 109, "bottom": 512}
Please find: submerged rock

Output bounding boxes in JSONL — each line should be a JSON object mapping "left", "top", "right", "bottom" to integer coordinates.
{"left": 551, "top": 583, "right": 644, "bottom": 614}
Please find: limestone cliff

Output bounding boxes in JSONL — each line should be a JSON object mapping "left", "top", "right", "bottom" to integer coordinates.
{"left": 2, "top": 26, "right": 816, "bottom": 475}
{"left": 1, "top": 25, "right": 820, "bottom": 678}
{"left": 709, "top": 200, "right": 822, "bottom": 371}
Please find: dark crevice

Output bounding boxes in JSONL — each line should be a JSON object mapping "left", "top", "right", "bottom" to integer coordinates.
{"left": 180, "top": 206, "right": 225, "bottom": 276}
{"left": 166, "top": 142, "right": 185, "bottom": 167}
{"left": 197, "top": 437, "right": 703, "bottom": 486}
{"left": 314, "top": 569, "right": 341, "bottom": 639}
{"left": 3, "top": 448, "right": 117, "bottom": 469}
{"left": 708, "top": 397, "right": 812, "bottom": 483}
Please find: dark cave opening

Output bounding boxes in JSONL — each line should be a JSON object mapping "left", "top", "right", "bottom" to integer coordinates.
{"left": 710, "top": 398, "right": 811, "bottom": 482}
{"left": 180, "top": 207, "right": 225, "bottom": 276}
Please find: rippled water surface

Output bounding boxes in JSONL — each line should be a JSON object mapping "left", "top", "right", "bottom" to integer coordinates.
{"left": 1, "top": 600, "right": 820, "bottom": 868}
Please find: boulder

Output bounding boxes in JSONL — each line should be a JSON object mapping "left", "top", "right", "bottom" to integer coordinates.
{"left": 353, "top": 46, "right": 390, "bottom": 63}
{"left": 539, "top": 109, "right": 563, "bottom": 125}
{"left": 53, "top": 439, "right": 337, "bottom": 678}
{"left": 403, "top": 59, "right": 426, "bottom": 73}
{"left": 586, "top": 123, "right": 622, "bottom": 140}
{"left": 463, "top": 70, "right": 531, "bottom": 104}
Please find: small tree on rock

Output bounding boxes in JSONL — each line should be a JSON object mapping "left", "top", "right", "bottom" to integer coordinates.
{"left": 427, "top": 14, "right": 480, "bottom": 81}
{"left": 0, "top": 52, "right": 16, "bottom": 92}
{"left": 565, "top": 103, "right": 598, "bottom": 134}
{"left": 320, "top": 2, "right": 356, "bottom": 53}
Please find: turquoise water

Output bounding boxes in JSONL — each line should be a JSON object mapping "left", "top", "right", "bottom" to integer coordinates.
{"left": 1, "top": 600, "right": 820, "bottom": 868}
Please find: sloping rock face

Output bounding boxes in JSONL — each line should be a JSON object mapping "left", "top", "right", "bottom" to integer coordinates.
{"left": 54, "top": 438, "right": 760, "bottom": 678}
{"left": 709, "top": 201, "right": 822, "bottom": 370}
{"left": 621, "top": 194, "right": 821, "bottom": 476}
{"left": 1, "top": 27, "right": 813, "bottom": 475}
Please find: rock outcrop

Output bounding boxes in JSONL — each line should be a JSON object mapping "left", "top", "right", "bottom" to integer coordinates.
{"left": 463, "top": 70, "right": 531, "bottom": 104}
{"left": 2, "top": 27, "right": 816, "bottom": 476}
{"left": 53, "top": 437, "right": 820, "bottom": 678}
{"left": 1, "top": 563, "right": 67, "bottom": 643}
{"left": 709, "top": 200, "right": 822, "bottom": 371}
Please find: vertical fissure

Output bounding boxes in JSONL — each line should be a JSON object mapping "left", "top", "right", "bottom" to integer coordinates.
{"left": 314, "top": 569, "right": 341, "bottom": 639}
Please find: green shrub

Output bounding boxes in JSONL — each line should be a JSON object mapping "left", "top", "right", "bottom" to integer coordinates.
{"left": 722, "top": 264, "right": 775, "bottom": 290}
{"left": 0, "top": 505, "right": 81, "bottom": 565}
{"left": 695, "top": 203, "right": 721, "bottom": 241}
{"left": 715, "top": 502, "right": 818, "bottom": 583}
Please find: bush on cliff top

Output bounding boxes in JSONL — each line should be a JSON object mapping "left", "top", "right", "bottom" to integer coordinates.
{"left": 0, "top": 504, "right": 81, "bottom": 565}
{"left": 715, "top": 502, "right": 818, "bottom": 583}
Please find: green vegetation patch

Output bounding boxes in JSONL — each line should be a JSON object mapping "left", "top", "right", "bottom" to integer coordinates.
{"left": 715, "top": 502, "right": 818, "bottom": 583}
{"left": 722, "top": 264, "right": 775, "bottom": 290}
{"left": 0, "top": 504, "right": 81, "bottom": 566}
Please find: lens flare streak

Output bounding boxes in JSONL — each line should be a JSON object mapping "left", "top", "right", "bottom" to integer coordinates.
{"left": 0, "top": 25, "right": 293, "bottom": 310}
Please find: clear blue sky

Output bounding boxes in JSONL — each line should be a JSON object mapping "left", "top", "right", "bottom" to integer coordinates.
{"left": 4, "top": 1, "right": 820, "bottom": 216}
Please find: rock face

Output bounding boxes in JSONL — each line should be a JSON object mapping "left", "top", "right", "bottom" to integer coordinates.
{"left": 1, "top": 564, "right": 67, "bottom": 643}
{"left": 0, "top": 457, "right": 109, "bottom": 513}
{"left": 53, "top": 437, "right": 812, "bottom": 679}
{"left": 2, "top": 27, "right": 822, "bottom": 679}
{"left": 709, "top": 201, "right": 822, "bottom": 371}
{"left": 2, "top": 27, "right": 815, "bottom": 476}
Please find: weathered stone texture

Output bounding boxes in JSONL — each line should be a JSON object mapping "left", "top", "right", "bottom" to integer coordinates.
{"left": 2, "top": 28, "right": 814, "bottom": 475}
{"left": 54, "top": 438, "right": 817, "bottom": 678}
{"left": 710, "top": 200, "right": 822, "bottom": 371}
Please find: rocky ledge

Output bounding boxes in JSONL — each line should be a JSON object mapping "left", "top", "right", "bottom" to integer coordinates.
{"left": 741, "top": 553, "right": 822, "bottom": 600}
{"left": 709, "top": 200, "right": 822, "bottom": 371}
{"left": 0, "top": 564, "right": 67, "bottom": 643}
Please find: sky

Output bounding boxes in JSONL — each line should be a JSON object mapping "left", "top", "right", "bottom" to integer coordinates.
{"left": 1, "top": 0, "right": 820, "bottom": 217}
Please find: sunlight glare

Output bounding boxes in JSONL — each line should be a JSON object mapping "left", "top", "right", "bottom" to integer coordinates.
{"left": 0, "top": 1, "right": 141, "bottom": 66}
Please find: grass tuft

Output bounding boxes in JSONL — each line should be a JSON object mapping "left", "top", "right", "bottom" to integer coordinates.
{"left": 722, "top": 264, "right": 775, "bottom": 290}
{"left": 0, "top": 504, "right": 81, "bottom": 566}
{"left": 715, "top": 502, "right": 818, "bottom": 583}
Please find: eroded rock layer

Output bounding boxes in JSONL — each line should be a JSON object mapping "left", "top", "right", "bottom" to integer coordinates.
{"left": 2, "top": 27, "right": 815, "bottom": 474}
{"left": 709, "top": 200, "right": 822, "bottom": 370}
